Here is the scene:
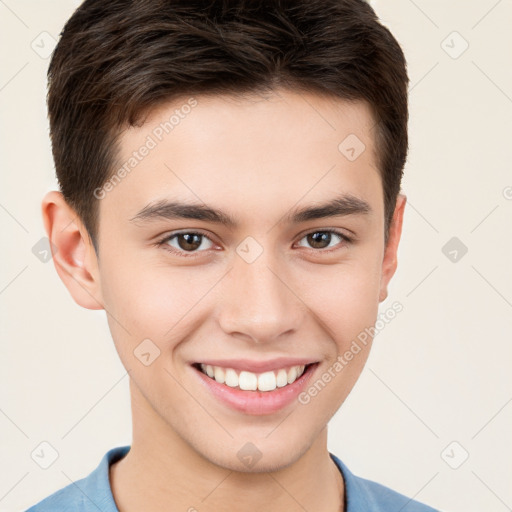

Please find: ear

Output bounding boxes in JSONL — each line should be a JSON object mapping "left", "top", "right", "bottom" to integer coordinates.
{"left": 42, "top": 190, "right": 104, "bottom": 310}
{"left": 379, "top": 193, "right": 406, "bottom": 303}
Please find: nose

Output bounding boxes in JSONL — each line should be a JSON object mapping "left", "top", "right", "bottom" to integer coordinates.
{"left": 217, "top": 252, "right": 306, "bottom": 344}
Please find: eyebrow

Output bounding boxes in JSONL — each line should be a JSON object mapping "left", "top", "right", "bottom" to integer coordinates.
{"left": 129, "top": 193, "right": 372, "bottom": 227}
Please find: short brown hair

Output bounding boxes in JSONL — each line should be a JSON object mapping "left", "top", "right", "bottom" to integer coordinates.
{"left": 47, "top": 0, "right": 409, "bottom": 250}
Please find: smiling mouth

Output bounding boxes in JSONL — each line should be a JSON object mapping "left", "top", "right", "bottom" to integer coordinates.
{"left": 192, "top": 362, "right": 316, "bottom": 392}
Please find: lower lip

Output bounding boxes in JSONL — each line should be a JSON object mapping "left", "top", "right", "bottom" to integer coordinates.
{"left": 193, "top": 364, "right": 318, "bottom": 415}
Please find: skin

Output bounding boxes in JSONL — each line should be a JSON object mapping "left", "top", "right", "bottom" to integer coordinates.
{"left": 43, "top": 88, "right": 406, "bottom": 512}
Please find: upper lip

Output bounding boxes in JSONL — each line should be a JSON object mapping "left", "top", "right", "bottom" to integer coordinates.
{"left": 193, "top": 357, "right": 317, "bottom": 373}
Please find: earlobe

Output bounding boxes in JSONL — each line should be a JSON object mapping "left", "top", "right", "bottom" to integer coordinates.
{"left": 42, "top": 191, "right": 104, "bottom": 310}
{"left": 378, "top": 193, "right": 407, "bottom": 303}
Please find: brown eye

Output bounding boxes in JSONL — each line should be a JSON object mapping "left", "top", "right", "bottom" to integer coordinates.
{"left": 297, "top": 230, "right": 350, "bottom": 251}
{"left": 161, "top": 232, "right": 215, "bottom": 255}
{"left": 175, "top": 233, "right": 203, "bottom": 251}
{"left": 307, "top": 232, "right": 333, "bottom": 249}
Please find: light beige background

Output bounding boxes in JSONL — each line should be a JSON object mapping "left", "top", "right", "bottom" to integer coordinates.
{"left": 1, "top": 1, "right": 511, "bottom": 511}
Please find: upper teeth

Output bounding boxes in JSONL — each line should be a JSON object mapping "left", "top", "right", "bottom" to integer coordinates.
{"left": 199, "top": 364, "right": 307, "bottom": 392}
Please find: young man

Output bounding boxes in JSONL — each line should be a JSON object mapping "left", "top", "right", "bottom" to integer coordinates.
{"left": 27, "top": 0, "right": 439, "bottom": 510}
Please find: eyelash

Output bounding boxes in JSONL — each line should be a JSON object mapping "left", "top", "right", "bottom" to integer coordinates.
{"left": 156, "top": 229, "right": 353, "bottom": 258}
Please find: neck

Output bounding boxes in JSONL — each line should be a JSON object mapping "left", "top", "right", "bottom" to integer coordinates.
{"left": 110, "top": 382, "right": 344, "bottom": 512}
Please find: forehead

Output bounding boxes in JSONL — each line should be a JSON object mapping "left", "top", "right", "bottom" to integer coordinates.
{"left": 102, "top": 89, "right": 383, "bottom": 227}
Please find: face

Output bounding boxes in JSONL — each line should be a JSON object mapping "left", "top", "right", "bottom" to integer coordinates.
{"left": 47, "top": 89, "right": 405, "bottom": 472}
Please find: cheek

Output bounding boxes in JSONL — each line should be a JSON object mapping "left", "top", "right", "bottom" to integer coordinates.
{"left": 292, "top": 255, "right": 382, "bottom": 345}
{"left": 294, "top": 262, "right": 381, "bottom": 418}
{"left": 98, "top": 254, "right": 220, "bottom": 349}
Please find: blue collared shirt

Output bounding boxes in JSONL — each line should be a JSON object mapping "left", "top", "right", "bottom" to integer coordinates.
{"left": 26, "top": 445, "right": 439, "bottom": 511}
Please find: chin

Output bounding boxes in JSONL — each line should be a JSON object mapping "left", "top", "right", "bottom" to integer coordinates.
{"left": 192, "top": 429, "right": 317, "bottom": 474}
